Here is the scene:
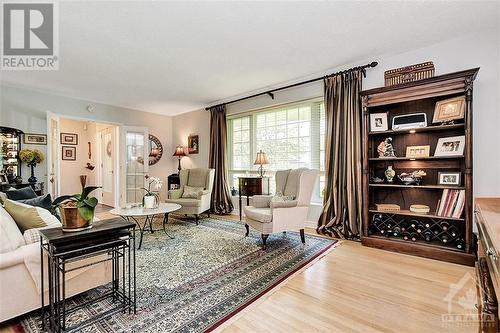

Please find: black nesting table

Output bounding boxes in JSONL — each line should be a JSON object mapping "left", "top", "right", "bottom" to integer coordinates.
{"left": 39, "top": 219, "right": 136, "bottom": 332}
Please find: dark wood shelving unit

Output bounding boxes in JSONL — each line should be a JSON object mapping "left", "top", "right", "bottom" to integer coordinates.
{"left": 368, "top": 123, "right": 464, "bottom": 136}
{"left": 360, "top": 68, "right": 479, "bottom": 266}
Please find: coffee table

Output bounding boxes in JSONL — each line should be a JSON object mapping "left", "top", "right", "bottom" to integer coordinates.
{"left": 110, "top": 203, "right": 181, "bottom": 249}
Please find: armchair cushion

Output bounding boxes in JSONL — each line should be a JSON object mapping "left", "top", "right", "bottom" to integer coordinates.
{"left": 182, "top": 186, "right": 204, "bottom": 199}
{"left": 165, "top": 198, "right": 201, "bottom": 208}
{"left": 270, "top": 197, "right": 298, "bottom": 209}
{"left": 252, "top": 195, "right": 272, "bottom": 208}
{"left": 243, "top": 206, "right": 272, "bottom": 223}
{"left": 187, "top": 169, "right": 209, "bottom": 188}
{"left": 169, "top": 188, "right": 183, "bottom": 200}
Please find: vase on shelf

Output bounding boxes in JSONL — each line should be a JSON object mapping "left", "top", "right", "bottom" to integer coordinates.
{"left": 28, "top": 164, "right": 37, "bottom": 183}
{"left": 385, "top": 166, "right": 395, "bottom": 183}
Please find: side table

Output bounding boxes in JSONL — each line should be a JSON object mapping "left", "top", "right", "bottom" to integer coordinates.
{"left": 39, "top": 219, "right": 136, "bottom": 332}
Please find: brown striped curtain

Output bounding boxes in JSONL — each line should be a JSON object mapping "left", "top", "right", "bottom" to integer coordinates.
{"left": 209, "top": 105, "right": 234, "bottom": 214}
{"left": 318, "top": 70, "right": 364, "bottom": 239}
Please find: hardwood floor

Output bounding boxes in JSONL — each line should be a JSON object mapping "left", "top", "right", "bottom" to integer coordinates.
{"left": 1, "top": 212, "right": 478, "bottom": 332}
{"left": 222, "top": 238, "right": 478, "bottom": 333}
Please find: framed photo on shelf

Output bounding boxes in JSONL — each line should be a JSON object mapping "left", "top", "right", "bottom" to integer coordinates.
{"left": 438, "top": 172, "right": 461, "bottom": 186}
{"left": 0, "top": 173, "right": 7, "bottom": 184}
{"left": 369, "top": 113, "right": 388, "bottom": 132}
{"left": 434, "top": 135, "right": 465, "bottom": 156}
{"left": 432, "top": 96, "right": 465, "bottom": 124}
{"left": 60, "top": 133, "right": 78, "bottom": 145}
{"left": 62, "top": 146, "right": 76, "bottom": 161}
{"left": 406, "top": 145, "right": 430, "bottom": 158}
{"left": 24, "top": 133, "right": 47, "bottom": 145}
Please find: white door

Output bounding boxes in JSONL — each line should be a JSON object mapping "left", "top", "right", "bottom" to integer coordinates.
{"left": 120, "top": 126, "right": 149, "bottom": 207}
{"left": 46, "top": 113, "right": 60, "bottom": 197}
{"left": 99, "top": 126, "right": 116, "bottom": 206}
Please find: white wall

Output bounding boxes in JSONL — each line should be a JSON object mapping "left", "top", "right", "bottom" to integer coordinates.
{"left": 0, "top": 85, "right": 175, "bottom": 199}
{"left": 173, "top": 28, "right": 500, "bottom": 197}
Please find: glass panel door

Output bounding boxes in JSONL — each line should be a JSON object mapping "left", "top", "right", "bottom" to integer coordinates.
{"left": 121, "top": 126, "right": 148, "bottom": 205}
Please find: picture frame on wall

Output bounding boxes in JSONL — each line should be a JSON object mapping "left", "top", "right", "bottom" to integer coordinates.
{"left": 62, "top": 146, "right": 76, "bottom": 161}
{"left": 405, "top": 145, "right": 430, "bottom": 158}
{"left": 369, "top": 113, "right": 388, "bottom": 132}
{"left": 434, "top": 135, "right": 465, "bottom": 157}
{"left": 188, "top": 134, "right": 199, "bottom": 154}
{"left": 438, "top": 172, "right": 461, "bottom": 186}
{"left": 432, "top": 96, "right": 465, "bottom": 124}
{"left": 60, "top": 132, "right": 78, "bottom": 145}
{"left": 24, "top": 133, "right": 47, "bottom": 145}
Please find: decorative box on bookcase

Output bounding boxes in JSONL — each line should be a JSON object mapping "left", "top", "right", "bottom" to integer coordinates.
{"left": 360, "top": 68, "right": 479, "bottom": 266}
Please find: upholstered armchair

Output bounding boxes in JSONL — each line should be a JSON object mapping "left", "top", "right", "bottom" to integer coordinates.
{"left": 166, "top": 168, "right": 215, "bottom": 224}
{"left": 243, "top": 168, "right": 318, "bottom": 249}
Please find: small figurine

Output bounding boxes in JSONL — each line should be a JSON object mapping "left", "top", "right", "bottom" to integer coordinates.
{"left": 377, "top": 137, "right": 396, "bottom": 158}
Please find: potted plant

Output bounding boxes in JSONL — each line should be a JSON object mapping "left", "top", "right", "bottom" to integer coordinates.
{"left": 142, "top": 175, "right": 162, "bottom": 209}
{"left": 19, "top": 149, "right": 45, "bottom": 183}
{"left": 52, "top": 186, "right": 100, "bottom": 232}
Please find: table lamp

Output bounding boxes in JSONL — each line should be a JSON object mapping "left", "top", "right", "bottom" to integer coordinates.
{"left": 173, "top": 145, "right": 186, "bottom": 173}
{"left": 254, "top": 150, "right": 269, "bottom": 177}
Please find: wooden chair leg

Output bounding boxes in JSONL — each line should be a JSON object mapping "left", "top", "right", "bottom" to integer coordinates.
{"left": 207, "top": 212, "right": 210, "bottom": 218}
{"left": 300, "top": 229, "right": 305, "bottom": 244}
{"left": 195, "top": 214, "right": 199, "bottom": 225}
{"left": 261, "top": 234, "right": 269, "bottom": 249}
{"left": 245, "top": 224, "right": 249, "bottom": 237}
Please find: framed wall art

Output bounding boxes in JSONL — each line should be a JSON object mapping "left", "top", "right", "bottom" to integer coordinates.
{"left": 405, "top": 145, "right": 430, "bottom": 158}
{"left": 438, "top": 172, "right": 461, "bottom": 186}
{"left": 62, "top": 146, "right": 76, "bottom": 161}
{"left": 60, "top": 132, "right": 78, "bottom": 145}
{"left": 188, "top": 134, "right": 199, "bottom": 154}
{"left": 434, "top": 135, "right": 465, "bottom": 157}
{"left": 369, "top": 113, "right": 388, "bottom": 132}
{"left": 432, "top": 96, "right": 465, "bottom": 124}
{"left": 24, "top": 133, "right": 47, "bottom": 145}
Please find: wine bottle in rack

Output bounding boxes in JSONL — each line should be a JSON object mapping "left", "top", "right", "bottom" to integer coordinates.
{"left": 440, "top": 221, "right": 450, "bottom": 231}
{"left": 456, "top": 238, "right": 465, "bottom": 250}
{"left": 440, "top": 234, "right": 450, "bottom": 244}
{"left": 400, "top": 220, "right": 410, "bottom": 232}
{"left": 392, "top": 226, "right": 401, "bottom": 238}
{"left": 447, "top": 225, "right": 459, "bottom": 238}
{"left": 402, "top": 232, "right": 411, "bottom": 241}
{"left": 410, "top": 232, "right": 418, "bottom": 242}
{"left": 422, "top": 230, "right": 433, "bottom": 242}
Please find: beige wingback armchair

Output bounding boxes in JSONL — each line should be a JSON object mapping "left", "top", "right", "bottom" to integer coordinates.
{"left": 243, "top": 168, "right": 318, "bottom": 249}
{"left": 166, "top": 168, "right": 215, "bottom": 224}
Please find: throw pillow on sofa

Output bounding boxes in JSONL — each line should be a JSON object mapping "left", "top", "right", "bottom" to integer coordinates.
{"left": 182, "top": 185, "right": 204, "bottom": 199}
{"left": 4, "top": 186, "right": 38, "bottom": 201}
{"left": 4, "top": 199, "right": 60, "bottom": 232}
{"left": 0, "top": 206, "right": 25, "bottom": 253}
{"left": 18, "top": 193, "right": 53, "bottom": 211}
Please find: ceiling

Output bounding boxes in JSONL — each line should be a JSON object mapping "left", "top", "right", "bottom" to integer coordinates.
{"left": 1, "top": 1, "right": 498, "bottom": 116}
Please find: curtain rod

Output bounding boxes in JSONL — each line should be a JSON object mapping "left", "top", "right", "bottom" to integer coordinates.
{"left": 205, "top": 61, "right": 378, "bottom": 111}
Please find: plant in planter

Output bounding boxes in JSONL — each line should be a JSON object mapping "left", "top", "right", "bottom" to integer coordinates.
{"left": 52, "top": 186, "right": 100, "bottom": 232}
{"left": 142, "top": 175, "right": 162, "bottom": 208}
{"left": 19, "top": 149, "right": 45, "bottom": 183}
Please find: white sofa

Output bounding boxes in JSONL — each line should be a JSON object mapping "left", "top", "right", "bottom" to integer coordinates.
{"left": 243, "top": 168, "right": 318, "bottom": 249}
{"left": 166, "top": 168, "right": 215, "bottom": 224}
{"left": 0, "top": 206, "right": 111, "bottom": 322}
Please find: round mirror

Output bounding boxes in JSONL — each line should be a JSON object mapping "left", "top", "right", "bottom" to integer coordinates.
{"left": 148, "top": 134, "right": 163, "bottom": 166}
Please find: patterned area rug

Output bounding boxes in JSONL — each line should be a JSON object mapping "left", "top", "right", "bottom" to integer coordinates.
{"left": 19, "top": 215, "right": 337, "bottom": 332}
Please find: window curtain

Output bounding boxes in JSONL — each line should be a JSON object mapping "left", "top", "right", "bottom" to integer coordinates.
{"left": 318, "top": 70, "right": 364, "bottom": 239}
{"left": 209, "top": 105, "right": 234, "bottom": 214}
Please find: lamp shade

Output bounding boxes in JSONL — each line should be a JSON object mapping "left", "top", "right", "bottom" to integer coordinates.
{"left": 173, "top": 146, "right": 186, "bottom": 157}
{"left": 254, "top": 150, "right": 269, "bottom": 165}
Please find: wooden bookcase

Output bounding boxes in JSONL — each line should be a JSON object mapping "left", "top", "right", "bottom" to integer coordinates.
{"left": 360, "top": 68, "right": 479, "bottom": 266}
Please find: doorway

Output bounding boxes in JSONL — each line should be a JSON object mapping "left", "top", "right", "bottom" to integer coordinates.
{"left": 47, "top": 113, "right": 120, "bottom": 207}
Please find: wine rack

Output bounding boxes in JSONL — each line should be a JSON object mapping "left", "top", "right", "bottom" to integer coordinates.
{"left": 368, "top": 213, "right": 465, "bottom": 251}
{"left": 360, "top": 68, "right": 478, "bottom": 266}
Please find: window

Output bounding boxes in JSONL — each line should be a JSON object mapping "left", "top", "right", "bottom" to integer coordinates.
{"left": 227, "top": 98, "right": 326, "bottom": 199}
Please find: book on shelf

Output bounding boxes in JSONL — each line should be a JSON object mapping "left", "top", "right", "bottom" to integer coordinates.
{"left": 436, "top": 189, "right": 465, "bottom": 218}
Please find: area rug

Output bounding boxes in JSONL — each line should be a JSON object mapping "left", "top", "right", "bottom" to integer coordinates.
{"left": 18, "top": 215, "right": 337, "bottom": 332}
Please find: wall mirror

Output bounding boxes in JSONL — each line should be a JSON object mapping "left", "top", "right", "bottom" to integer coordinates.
{"left": 148, "top": 134, "right": 163, "bottom": 166}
